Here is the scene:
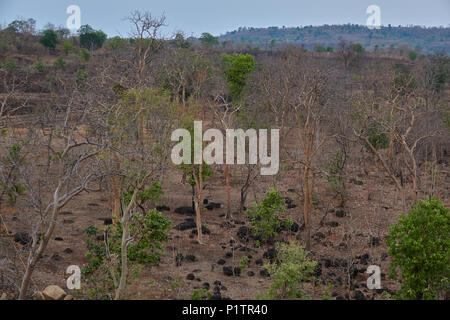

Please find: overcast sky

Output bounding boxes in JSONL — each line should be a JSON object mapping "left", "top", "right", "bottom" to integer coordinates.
{"left": 1, "top": 0, "right": 449, "bottom": 37}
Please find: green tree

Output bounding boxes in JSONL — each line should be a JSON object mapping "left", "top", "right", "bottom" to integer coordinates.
{"left": 247, "top": 188, "right": 291, "bottom": 240}
{"left": 387, "top": 198, "right": 449, "bottom": 299}
{"left": 199, "top": 32, "right": 219, "bottom": 46}
{"left": 79, "top": 24, "right": 107, "bottom": 50}
{"left": 408, "top": 50, "right": 417, "bottom": 61}
{"left": 258, "top": 242, "right": 317, "bottom": 299}
{"left": 221, "top": 53, "right": 255, "bottom": 99}
{"left": 39, "top": 29, "right": 58, "bottom": 49}
{"left": 62, "top": 41, "right": 74, "bottom": 55}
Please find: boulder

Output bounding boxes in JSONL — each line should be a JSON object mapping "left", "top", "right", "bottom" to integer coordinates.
{"left": 42, "top": 285, "right": 67, "bottom": 300}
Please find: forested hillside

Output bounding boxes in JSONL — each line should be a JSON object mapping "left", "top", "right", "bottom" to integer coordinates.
{"left": 218, "top": 24, "right": 450, "bottom": 53}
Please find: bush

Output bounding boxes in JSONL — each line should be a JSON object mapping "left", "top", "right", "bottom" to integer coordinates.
{"left": 40, "top": 29, "right": 58, "bottom": 49}
{"left": 258, "top": 242, "right": 317, "bottom": 299}
{"left": 62, "top": 41, "right": 74, "bottom": 55}
{"left": 53, "top": 56, "right": 66, "bottom": 69}
{"left": 247, "top": 188, "right": 291, "bottom": 240}
{"left": 78, "top": 48, "right": 91, "bottom": 62}
{"left": 34, "top": 57, "right": 45, "bottom": 73}
{"left": 79, "top": 24, "right": 107, "bottom": 50}
{"left": 386, "top": 198, "right": 449, "bottom": 299}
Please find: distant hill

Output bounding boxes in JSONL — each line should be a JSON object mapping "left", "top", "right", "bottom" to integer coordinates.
{"left": 218, "top": 24, "right": 450, "bottom": 53}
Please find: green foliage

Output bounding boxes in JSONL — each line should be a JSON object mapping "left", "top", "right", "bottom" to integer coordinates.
{"left": 408, "top": 50, "right": 417, "bottom": 61}
{"left": 314, "top": 44, "right": 326, "bottom": 52}
{"left": 364, "top": 124, "right": 389, "bottom": 151}
{"left": 34, "top": 57, "right": 45, "bottom": 73}
{"left": 39, "top": 29, "right": 58, "bottom": 49}
{"left": 199, "top": 32, "right": 219, "bottom": 46}
{"left": 79, "top": 24, "right": 107, "bottom": 50}
{"left": 75, "top": 69, "right": 89, "bottom": 89}
{"left": 178, "top": 122, "right": 213, "bottom": 185}
{"left": 326, "top": 46, "right": 334, "bottom": 52}
{"left": 190, "top": 289, "right": 211, "bottom": 300}
{"left": 258, "top": 242, "right": 317, "bottom": 299}
{"left": 247, "top": 188, "right": 288, "bottom": 240}
{"left": 62, "top": 41, "right": 74, "bottom": 55}
{"left": 1, "top": 57, "right": 18, "bottom": 72}
{"left": 386, "top": 198, "right": 449, "bottom": 300}
{"left": 0, "top": 143, "right": 26, "bottom": 205}
{"left": 108, "top": 36, "right": 127, "bottom": 50}
{"left": 392, "top": 63, "right": 416, "bottom": 95}
{"left": 350, "top": 43, "right": 365, "bottom": 54}
{"left": 325, "top": 151, "right": 345, "bottom": 196}
{"left": 221, "top": 53, "right": 255, "bottom": 99}
{"left": 238, "top": 256, "right": 250, "bottom": 270}
{"left": 78, "top": 48, "right": 91, "bottom": 62}
{"left": 82, "top": 209, "right": 171, "bottom": 298}
{"left": 53, "top": 56, "right": 66, "bottom": 69}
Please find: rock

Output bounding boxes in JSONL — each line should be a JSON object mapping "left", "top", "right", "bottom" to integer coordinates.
{"left": 313, "top": 262, "right": 322, "bottom": 277}
{"left": 209, "top": 294, "right": 222, "bottom": 300}
{"left": 14, "top": 232, "right": 32, "bottom": 246}
{"left": 263, "top": 248, "right": 277, "bottom": 261}
{"left": 327, "top": 221, "right": 339, "bottom": 227}
{"left": 185, "top": 254, "right": 197, "bottom": 262}
{"left": 284, "top": 197, "right": 293, "bottom": 205}
{"left": 103, "top": 218, "right": 113, "bottom": 225}
{"left": 191, "top": 226, "right": 211, "bottom": 235}
{"left": 353, "top": 290, "right": 366, "bottom": 300}
{"left": 64, "top": 295, "right": 74, "bottom": 300}
{"left": 42, "top": 285, "right": 66, "bottom": 300}
{"left": 260, "top": 268, "right": 270, "bottom": 277}
{"left": 335, "top": 209, "right": 346, "bottom": 218}
{"left": 217, "top": 259, "right": 226, "bottom": 265}
{"left": 223, "top": 266, "right": 234, "bottom": 276}
{"left": 223, "top": 266, "right": 241, "bottom": 276}
{"left": 174, "top": 207, "right": 195, "bottom": 215}
{"left": 350, "top": 178, "right": 364, "bottom": 185}
{"left": 314, "top": 232, "right": 325, "bottom": 240}
{"left": 174, "top": 220, "right": 196, "bottom": 231}
{"left": 156, "top": 205, "right": 170, "bottom": 211}
{"left": 359, "top": 253, "right": 370, "bottom": 265}
{"left": 51, "top": 253, "right": 63, "bottom": 261}
{"left": 186, "top": 273, "right": 195, "bottom": 280}
{"left": 63, "top": 248, "right": 73, "bottom": 254}
{"left": 205, "top": 202, "right": 222, "bottom": 210}
{"left": 290, "top": 222, "right": 299, "bottom": 233}
{"left": 370, "top": 236, "right": 380, "bottom": 246}
{"left": 323, "top": 258, "right": 332, "bottom": 268}
{"left": 237, "top": 226, "right": 251, "bottom": 241}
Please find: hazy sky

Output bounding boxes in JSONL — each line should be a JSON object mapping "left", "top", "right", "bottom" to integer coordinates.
{"left": 1, "top": 0, "right": 449, "bottom": 37}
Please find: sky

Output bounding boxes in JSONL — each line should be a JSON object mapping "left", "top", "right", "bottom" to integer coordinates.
{"left": 0, "top": 0, "right": 449, "bottom": 37}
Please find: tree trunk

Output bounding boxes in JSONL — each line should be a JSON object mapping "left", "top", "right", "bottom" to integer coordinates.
{"left": 225, "top": 164, "right": 231, "bottom": 219}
